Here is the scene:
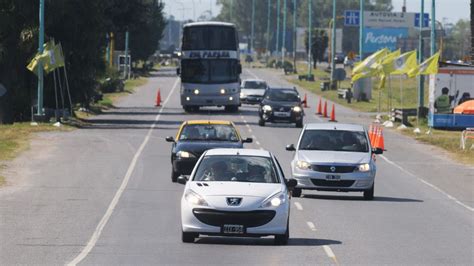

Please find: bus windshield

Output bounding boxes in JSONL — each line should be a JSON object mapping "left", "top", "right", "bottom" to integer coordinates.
{"left": 182, "top": 26, "right": 237, "bottom": 50}
{"left": 181, "top": 59, "right": 239, "bottom": 84}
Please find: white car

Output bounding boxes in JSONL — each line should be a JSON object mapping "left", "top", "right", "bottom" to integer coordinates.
{"left": 240, "top": 79, "right": 268, "bottom": 104}
{"left": 179, "top": 148, "right": 297, "bottom": 245}
{"left": 286, "top": 123, "right": 382, "bottom": 200}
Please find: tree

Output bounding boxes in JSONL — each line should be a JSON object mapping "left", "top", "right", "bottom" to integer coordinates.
{"left": 443, "top": 19, "right": 471, "bottom": 61}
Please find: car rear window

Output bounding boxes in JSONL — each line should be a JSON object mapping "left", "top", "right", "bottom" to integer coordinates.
{"left": 243, "top": 81, "right": 267, "bottom": 89}
{"left": 179, "top": 124, "right": 239, "bottom": 142}
{"left": 299, "top": 130, "right": 369, "bottom": 152}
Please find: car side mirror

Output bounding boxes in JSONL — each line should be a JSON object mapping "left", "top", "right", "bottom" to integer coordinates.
{"left": 176, "top": 67, "right": 181, "bottom": 76}
{"left": 373, "top": 148, "right": 384, "bottom": 154}
{"left": 286, "top": 179, "right": 297, "bottom": 190}
{"left": 243, "top": 137, "right": 253, "bottom": 143}
{"left": 286, "top": 144, "right": 296, "bottom": 151}
{"left": 177, "top": 175, "right": 188, "bottom": 185}
{"left": 165, "top": 136, "right": 175, "bottom": 142}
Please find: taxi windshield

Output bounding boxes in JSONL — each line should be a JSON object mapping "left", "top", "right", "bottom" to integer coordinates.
{"left": 179, "top": 124, "right": 239, "bottom": 142}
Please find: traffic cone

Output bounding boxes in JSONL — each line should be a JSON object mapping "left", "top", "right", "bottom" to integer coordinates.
{"left": 303, "top": 93, "right": 309, "bottom": 108}
{"left": 316, "top": 97, "right": 322, "bottom": 115}
{"left": 368, "top": 124, "right": 376, "bottom": 147}
{"left": 155, "top": 89, "right": 162, "bottom": 107}
{"left": 374, "top": 126, "right": 385, "bottom": 150}
{"left": 323, "top": 101, "right": 328, "bottom": 117}
{"left": 329, "top": 103, "right": 337, "bottom": 122}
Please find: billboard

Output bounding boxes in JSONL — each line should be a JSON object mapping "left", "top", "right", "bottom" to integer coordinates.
{"left": 364, "top": 11, "right": 429, "bottom": 28}
{"left": 363, "top": 28, "right": 408, "bottom": 52}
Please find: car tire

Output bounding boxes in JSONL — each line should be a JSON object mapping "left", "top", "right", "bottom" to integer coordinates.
{"left": 258, "top": 118, "right": 265, "bottom": 127}
{"left": 291, "top": 188, "right": 302, "bottom": 198}
{"left": 171, "top": 169, "right": 179, "bottom": 183}
{"left": 295, "top": 119, "right": 303, "bottom": 128}
{"left": 182, "top": 231, "right": 197, "bottom": 243}
{"left": 274, "top": 221, "right": 289, "bottom": 245}
{"left": 363, "top": 183, "right": 374, "bottom": 200}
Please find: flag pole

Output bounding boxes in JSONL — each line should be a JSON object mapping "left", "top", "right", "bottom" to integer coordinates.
{"left": 53, "top": 63, "right": 59, "bottom": 122}
{"left": 60, "top": 43, "right": 73, "bottom": 116}
{"left": 36, "top": 0, "right": 45, "bottom": 116}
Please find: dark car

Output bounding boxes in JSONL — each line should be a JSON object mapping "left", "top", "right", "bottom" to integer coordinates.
{"left": 258, "top": 87, "right": 304, "bottom": 128}
{"left": 165, "top": 120, "right": 252, "bottom": 182}
{"left": 240, "top": 79, "right": 268, "bottom": 104}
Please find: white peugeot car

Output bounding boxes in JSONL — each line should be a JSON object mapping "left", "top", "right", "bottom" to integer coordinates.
{"left": 287, "top": 123, "right": 383, "bottom": 200}
{"left": 179, "top": 148, "right": 297, "bottom": 245}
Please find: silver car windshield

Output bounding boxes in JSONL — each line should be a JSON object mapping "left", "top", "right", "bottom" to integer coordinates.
{"left": 299, "top": 130, "right": 369, "bottom": 152}
{"left": 193, "top": 155, "right": 279, "bottom": 183}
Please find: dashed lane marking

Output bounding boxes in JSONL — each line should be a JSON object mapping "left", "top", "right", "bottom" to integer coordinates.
{"left": 306, "top": 221, "right": 317, "bottom": 231}
{"left": 323, "top": 245, "right": 339, "bottom": 264}
{"left": 67, "top": 78, "right": 180, "bottom": 266}
{"left": 255, "top": 140, "right": 261, "bottom": 146}
{"left": 294, "top": 202, "right": 303, "bottom": 211}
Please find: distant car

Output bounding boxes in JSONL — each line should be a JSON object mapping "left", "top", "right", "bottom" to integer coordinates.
{"left": 258, "top": 87, "right": 304, "bottom": 128}
{"left": 286, "top": 123, "right": 383, "bottom": 200}
{"left": 166, "top": 120, "right": 252, "bottom": 182}
{"left": 179, "top": 148, "right": 297, "bottom": 245}
{"left": 240, "top": 79, "right": 268, "bottom": 104}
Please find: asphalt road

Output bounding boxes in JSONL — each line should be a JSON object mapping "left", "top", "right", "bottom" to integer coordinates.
{"left": 0, "top": 67, "right": 472, "bottom": 265}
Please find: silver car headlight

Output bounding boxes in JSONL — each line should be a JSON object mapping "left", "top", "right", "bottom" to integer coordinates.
{"left": 357, "top": 163, "right": 371, "bottom": 172}
{"left": 296, "top": 160, "right": 312, "bottom": 170}
{"left": 261, "top": 192, "right": 286, "bottom": 208}
{"left": 292, "top": 106, "right": 302, "bottom": 112}
{"left": 177, "top": 151, "right": 196, "bottom": 158}
{"left": 184, "top": 189, "right": 209, "bottom": 206}
{"left": 262, "top": 105, "right": 272, "bottom": 112}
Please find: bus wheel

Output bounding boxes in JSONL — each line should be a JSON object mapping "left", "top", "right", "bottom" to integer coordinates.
{"left": 225, "top": 105, "right": 238, "bottom": 113}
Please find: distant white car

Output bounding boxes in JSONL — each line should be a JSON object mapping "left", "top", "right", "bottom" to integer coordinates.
{"left": 286, "top": 123, "right": 382, "bottom": 200}
{"left": 179, "top": 148, "right": 297, "bottom": 245}
{"left": 240, "top": 79, "right": 268, "bottom": 104}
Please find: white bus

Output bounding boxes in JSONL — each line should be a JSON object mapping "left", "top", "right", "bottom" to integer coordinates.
{"left": 177, "top": 22, "right": 242, "bottom": 112}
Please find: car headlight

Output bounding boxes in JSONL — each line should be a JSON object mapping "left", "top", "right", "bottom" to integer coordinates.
{"left": 261, "top": 192, "right": 286, "bottom": 208}
{"left": 262, "top": 105, "right": 272, "bottom": 112}
{"left": 194, "top": 89, "right": 200, "bottom": 95}
{"left": 357, "top": 163, "right": 371, "bottom": 172}
{"left": 296, "top": 160, "right": 312, "bottom": 170}
{"left": 240, "top": 92, "right": 244, "bottom": 97}
{"left": 220, "top": 88, "right": 226, "bottom": 94}
{"left": 184, "top": 189, "right": 209, "bottom": 206}
{"left": 292, "top": 106, "right": 302, "bottom": 112}
{"left": 177, "top": 151, "right": 196, "bottom": 158}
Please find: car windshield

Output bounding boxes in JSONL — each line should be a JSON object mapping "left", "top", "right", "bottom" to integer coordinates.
{"left": 193, "top": 155, "right": 279, "bottom": 183}
{"left": 265, "top": 90, "right": 299, "bottom": 102}
{"left": 243, "top": 81, "right": 267, "bottom": 90}
{"left": 299, "top": 130, "right": 369, "bottom": 152}
{"left": 179, "top": 124, "right": 239, "bottom": 142}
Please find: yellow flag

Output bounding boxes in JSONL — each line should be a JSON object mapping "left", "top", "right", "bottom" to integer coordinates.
{"left": 373, "top": 49, "right": 401, "bottom": 75}
{"left": 407, "top": 52, "right": 440, "bottom": 78}
{"left": 351, "top": 68, "right": 378, "bottom": 82}
{"left": 352, "top": 48, "right": 389, "bottom": 75}
{"left": 26, "top": 41, "right": 64, "bottom": 75}
{"left": 390, "top": 50, "right": 418, "bottom": 75}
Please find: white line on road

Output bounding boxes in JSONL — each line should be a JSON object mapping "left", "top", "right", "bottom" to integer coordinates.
{"left": 380, "top": 155, "right": 473, "bottom": 212}
{"left": 323, "top": 245, "right": 338, "bottom": 264}
{"left": 306, "top": 221, "right": 317, "bottom": 231}
{"left": 294, "top": 202, "right": 303, "bottom": 211}
{"left": 67, "top": 78, "right": 180, "bottom": 266}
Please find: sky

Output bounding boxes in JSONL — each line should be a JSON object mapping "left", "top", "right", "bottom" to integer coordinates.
{"left": 162, "top": 0, "right": 470, "bottom": 24}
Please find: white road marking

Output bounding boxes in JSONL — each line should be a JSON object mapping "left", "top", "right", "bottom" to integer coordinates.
{"left": 294, "top": 202, "right": 303, "bottom": 210}
{"left": 306, "top": 221, "right": 317, "bottom": 231}
{"left": 67, "top": 78, "right": 180, "bottom": 266}
{"left": 323, "top": 245, "right": 338, "bottom": 264}
{"left": 380, "top": 155, "right": 474, "bottom": 212}
{"left": 255, "top": 140, "right": 261, "bottom": 146}
{"left": 245, "top": 69, "right": 259, "bottom": 79}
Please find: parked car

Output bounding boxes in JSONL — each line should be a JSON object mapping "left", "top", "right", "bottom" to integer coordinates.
{"left": 240, "top": 79, "right": 268, "bottom": 105}
{"left": 258, "top": 87, "right": 304, "bottom": 128}
{"left": 286, "top": 123, "right": 382, "bottom": 199}
{"left": 166, "top": 120, "right": 252, "bottom": 182}
{"left": 179, "top": 148, "right": 297, "bottom": 245}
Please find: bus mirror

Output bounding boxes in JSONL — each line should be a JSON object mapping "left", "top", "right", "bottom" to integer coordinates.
{"left": 176, "top": 67, "right": 181, "bottom": 76}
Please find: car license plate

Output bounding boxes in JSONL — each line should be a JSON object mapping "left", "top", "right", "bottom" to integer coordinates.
{"left": 222, "top": 224, "right": 245, "bottom": 234}
{"left": 326, "top": 175, "right": 341, "bottom": 180}
{"left": 274, "top": 111, "right": 290, "bottom": 117}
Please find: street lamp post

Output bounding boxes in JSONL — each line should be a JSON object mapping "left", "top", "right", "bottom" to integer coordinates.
{"left": 282, "top": 0, "right": 287, "bottom": 65}
{"left": 266, "top": 0, "right": 271, "bottom": 54}
{"left": 251, "top": 0, "right": 255, "bottom": 55}
{"left": 293, "top": 0, "right": 297, "bottom": 72}
{"left": 37, "top": 0, "right": 45, "bottom": 116}
{"left": 359, "top": 0, "right": 364, "bottom": 60}
{"left": 330, "top": 0, "right": 337, "bottom": 84}
{"left": 276, "top": 0, "right": 281, "bottom": 56}
{"left": 430, "top": 0, "right": 436, "bottom": 55}
{"left": 307, "top": 0, "right": 312, "bottom": 76}
{"left": 418, "top": 0, "right": 425, "bottom": 115}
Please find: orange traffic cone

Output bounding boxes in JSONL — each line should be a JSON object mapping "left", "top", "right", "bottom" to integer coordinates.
{"left": 329, "top": 103, "right": 337, "bottom": 122}
{"left": 323, "top": 101, "right": 328, "bottom": 117}
{"left": 368, "top": 124, "right": 375, "bottom": 147}
{"left": 376, "top": 127, "right": 385, "bottom": 150}
{"left": 155, "top": 89, "right": 162, "bottom": 107}
{"left": 316, "top": 97, "right": 322, "bottom": 115}
{"left": 303, "top": 93, "right": 309, "bottom": 108}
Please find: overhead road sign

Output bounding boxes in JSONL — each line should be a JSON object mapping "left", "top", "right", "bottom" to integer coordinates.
{"left": 344, "top": 10, "right": 360, "bottom": 26}
{"left": 414, "top": 13, "right": 430, "bottom": 28}
{"left": 343, "top": 11, "right": 431, "bottom": 29}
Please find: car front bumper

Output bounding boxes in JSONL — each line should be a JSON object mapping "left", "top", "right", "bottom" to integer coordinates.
{"left": 292, "top": 169, "right": 375, "bottom": 191}
{"left": 240, "top": 96, "right": 263, "bottom": 104}
{"left": 260, "top": 110, "right": 303, "bottom": 123}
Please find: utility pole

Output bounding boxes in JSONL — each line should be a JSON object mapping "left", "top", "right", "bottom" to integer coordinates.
{"left": 124, "top": 31, "right": 130, "bottom": 79}
{"left": 293, "top": 0, "right": 297, "bottom": 72}
{"left": 418, "top": 0, "right": 425, "bottom": 114}
{"left": 330, "top": 0, "right": 336, "bottom": 84}
{"left": 282, "top": 0, "right": 287, "bottom": 64}
{"left": 266, "top": 0, "right": 271, "bottom": 54}
{"left": 307, "top": 0, "right": 312, "bottom": 77}
{"left": 230, "top": 0, "right": 233, "bottom": 22}
{"left": 359, "top": 0, "right": 364, "bottom": 60}
{"left": 430, "top": 0, "right": 436, "bottom": 55}
{"left": 37, "top": 0, "right": 45, "bottom": 116}
{"left": 251, "top": 0, "right": 255, "bottom": 55}
{"left": 276, "top": 0, "right": 281, "bottom": 56}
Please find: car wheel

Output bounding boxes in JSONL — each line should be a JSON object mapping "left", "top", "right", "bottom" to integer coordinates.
{"left": 258, "top": 118, "right": 265, "bottom": 127}
{"left": 291, "top": 188, "right": 302, "bottom": 198}
{"left": 182, "top": 231, "right": 197, "bottom": 243}
{"left": 295, "top": 119, "right": 303, "bottom": 128}
{"left": 171, "top": 170, "right": 179, "bottom": 183}
{"left": 274, "top": 221, "right": 289, "bottom": 245}
{"left": 363, "top": 183, "right": 374, "bottom": 200}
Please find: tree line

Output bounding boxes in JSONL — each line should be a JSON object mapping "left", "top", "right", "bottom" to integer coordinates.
{"left": 0, "top": 0, "right": 166, "bottom": 123}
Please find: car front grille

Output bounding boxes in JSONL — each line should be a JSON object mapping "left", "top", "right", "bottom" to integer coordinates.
{"left": 192, "top": 209, "right": 276, "bottom": 227}
{"left": 311, "top": 179, "right": 355, "bottom": 187}
{"left": 311, "top": 165, "right": 357, "bottom": 173}
{"left": 274, "top": 106, "right": 291, "bottom": 112}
